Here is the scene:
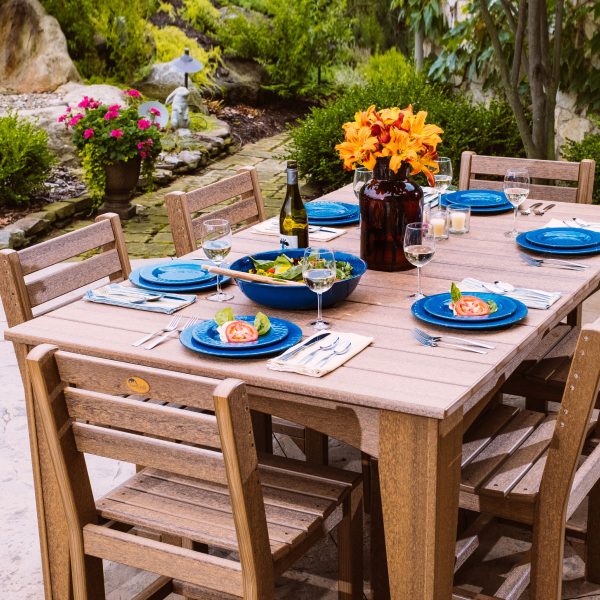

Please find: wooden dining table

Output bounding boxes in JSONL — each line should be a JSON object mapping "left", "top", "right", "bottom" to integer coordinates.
{"left": 5, "top": 187, "right": 600, "bottom": 600}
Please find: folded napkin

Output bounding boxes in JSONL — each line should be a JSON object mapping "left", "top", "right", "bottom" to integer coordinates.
{"left": 267, "top": 332, "right": 373, "bottom": 377}
{"left": 459, "top": 278, "right": 561, "bottom": 310}
{"left": 84, "top": 284, "right": 196, "bottom": 314}
{"left": 250, "top": 217, "right": 347, "bottom": 242}
{"left": 421, "top": 186, "right": 440, "bottom": 205}
{"left": 545, "top": 218, "right": 600, "bottom": 230}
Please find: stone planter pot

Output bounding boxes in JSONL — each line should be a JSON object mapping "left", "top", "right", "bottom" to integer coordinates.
{"left": 99, "top": 157, "right": 142, "bottom": 220}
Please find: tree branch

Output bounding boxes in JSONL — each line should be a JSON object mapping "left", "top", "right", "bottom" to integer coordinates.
{"left": 545, "top": 0, "right": 565, "bottom": 159}
{"left": 512, "top": 0, "right": 528, "bottom": 87}
{"left": 500, "top": 0, "right": 518, "bottom": 32}
{"left": 478, "top": 0, "right": 536, "bottom": 157}
{"left": 528, "top": 0, "right": 546, "bottom": 157}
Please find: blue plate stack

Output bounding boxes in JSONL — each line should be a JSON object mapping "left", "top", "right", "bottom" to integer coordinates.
{"left": 516, "top": 227, "right": 600, "bottom": 256}
{"left": 179, "top": 315, "right": 303, "bottom": 358}
{"left": 441, "top": 190, "right": 513, "bottom": 214}
{"left": 411, "top": 292, "right": 528, "bottom": 330}
{"left": 129, "top": 260, "right": 232, "bottom": 293}
{"left": 305, "top": 201, "right": 360, "bottom": 226}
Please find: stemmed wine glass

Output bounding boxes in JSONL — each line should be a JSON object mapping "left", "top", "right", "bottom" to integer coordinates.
{"left": 503, "top": 167, "right": 530, "bottom": 238}
{"left": 353, "top": 166, "right": 372, "bottom": 199}
{"left": 200, "top": 218, "right": 234, "bottom": 302}
{"left": 434, "top": 157, "right": 452, "bottom": 195}
{"left": 302, "top": 247, "right": 336, "bottom": 331}
{"left": 404, "top": 223, "right": 436, "bottom": 299}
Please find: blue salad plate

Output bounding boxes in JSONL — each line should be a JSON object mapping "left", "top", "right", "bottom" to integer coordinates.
{"left": 130, "top": 260, "right": 231, "bottom": 293}
{"left": 524, "top": 227, "right": 600, "bottom": 250}
{"left": 422, "top": 293, "right": 518, "bottom": 323}
{"left": 441, "top": 190, "right": 513, "bottom": 214}
{"left": 516, "top": 230, "right": 600, "bottom": 256}
{"left": 306, "top": 202, "right": 360, "bottom": 226}
{"left": 192, "top": 316, "right": 290, "bottom": 349}
{"left": 412, "top": 293, "right": 528, "bottom": 330}
{"left": 139, "top": 262, "right": 216, "bottom": 286}
{"left": 180, "top": 318, "right": 302, "bottom": 358}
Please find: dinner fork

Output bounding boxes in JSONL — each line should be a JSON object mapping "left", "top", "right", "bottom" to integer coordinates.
{"left": 144, "top": 316, "right": 201, "bottom": 349}
{"left": 413, "top": 327, "right": 495, "bottom": 349}
{"left": 520, "top": 253, "right": 588, "bottom": 270}
{"left": 132, "top": 315, "right": 181, "bottom": 347}
{"left": 412, "top": 329, "right": 488, "bottom": 354}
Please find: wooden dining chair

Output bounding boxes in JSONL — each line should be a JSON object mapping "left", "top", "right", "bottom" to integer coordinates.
{"left": 451, "top": 317, "right": 600, "bottom": 598}
{"left": 458, "top": 151, "right": 596, "bottom": 204}
{"left": 165, "top": 166, "right": 266, "bottom": 257}
{"left": 26, "top": 344, "right": 363, "bottom": 600}
{"left": 0, "top": 213, "right": 131, "bottom": 329}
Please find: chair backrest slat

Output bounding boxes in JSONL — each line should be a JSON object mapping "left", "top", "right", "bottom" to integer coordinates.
{"left": 72, "top": 422, "right": 229, "bottom": 484}
{"left": 0, "top": 213, "right": 131, "bottom": 328}
{"left": 458, "top": 151, "right": 596, "bottom": 204}
{"left": 166, "top": 166, "right": 266, "bottom": 257}
{"left": 65, "top": 388, "right": 222, "bottom": 449}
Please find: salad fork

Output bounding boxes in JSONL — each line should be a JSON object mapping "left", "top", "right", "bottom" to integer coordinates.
{"left": 520, "top": 253, "right": 588, "bottom": 271}
{"left": 413, "top": 327, "right": 495, "bottom": 350}
{"left": 412, "top": 329, "right": 488, "bottom": 354}
{"left": 132, "top": 315, "right": 181, "bottom": 347}
{"left": 144, "top": 316, "right": 200, "bottom": 350}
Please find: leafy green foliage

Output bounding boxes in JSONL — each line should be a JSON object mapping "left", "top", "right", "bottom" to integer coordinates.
{"left": 180, "top": 0, "right": 221, "bottom": 32}
{"left": 218, "top": 0, "right": 353, "bottom": 96}
{"left": 562, "top": 127, "right": 600, "bottom": 203}
{"left": 41, "top": 0, "right": 157, "bottom": 82}
{"left": 287, "top": 50, "right": 524, "bottom": 190}
{"left": 0, "top": 113, "right": 57, "bottom": 207}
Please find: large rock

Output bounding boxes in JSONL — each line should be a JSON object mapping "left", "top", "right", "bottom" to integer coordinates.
{"left": 59, "top": 82, "right": 125, "bottom": 111}
{"left": 136, "top": 61, "right": 205, "bottom": 110}
{"left": 0, "top": 0, "right": 81, "bottom": 93}
{"left": 214, "top": 59, "right": 268, "bottom": 106}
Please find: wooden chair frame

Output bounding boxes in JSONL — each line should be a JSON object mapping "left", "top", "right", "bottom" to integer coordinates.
{"left": 166, "top": 166, "right": 266, "bottom": 257}
{"left": 26, "top": 345, "right": 362, "bottom": 600}
{"left": 0, "top": 213, "right": 131, "bottom": 328}
{"left": 458, "top": 151, "right": 596, "bottom": 204}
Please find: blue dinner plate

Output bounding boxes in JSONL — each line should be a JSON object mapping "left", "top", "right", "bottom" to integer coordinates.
{"left": 412, "top": 295, "right": 528, "bottom": 330}
{"left": 139, "top": 261, "right": 216, "bottom": 286}
{"left": 422, "top": 293, "right": 518, "bottom": 323}
{"left": 516, "top": 232, "right": 600, "bottom": 256}
{"left": 309, "top": 215, "right": 361, "bottom": 226}
{"left": 305, "top": 202, "right": 357, "bottom": 220}
{"left": 442, "top": 190, "right": 513, "bottom": 214}
{"left": 129, "top": 262, "right": 231, "bottom": 293}
{"left": 191, "top": 315, "right": 289, "bottom": 349}
{"left": 180, "top": 320, "right": 303, "bottom": 358}
{"left": 524, "top": 227, "right": 600, "bottom": 250}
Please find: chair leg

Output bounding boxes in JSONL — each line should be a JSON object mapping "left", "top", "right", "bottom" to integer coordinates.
{"left": 530, "top": 515, "right": 565, "bottom": 600}
{"left": 338, "top": 482, "right": 363, "bottom": 600}
{"left": 361, "top": 453, "right": 372, "bottom": 515}
{"left": 587, "top": 480, "right": 600, "bottom": 583}
{"left": 305, "top": 429, "right": 329, "bottom": 465}
{"left": 369, "top": 461, "right": 391, "bottom": 600}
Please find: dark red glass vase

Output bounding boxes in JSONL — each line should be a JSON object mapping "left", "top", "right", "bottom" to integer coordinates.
{"left": 359, "top": 157, "right": 423, "bottom": 271}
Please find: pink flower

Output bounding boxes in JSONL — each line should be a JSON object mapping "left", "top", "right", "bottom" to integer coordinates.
{"left": 83, "top": 128, "right": 94, "bottom": 139}
{"left": 137, "top": 142, "right": 144, "bottom": 149}
{"left": 139, "top": 151, "right": 148, "bottom": 158}
{"left": 89, "top": 100, "right": 101, "bottom": 109}
{"left": 124, "top": 89, "right": 141, "bottom": 98}
{"left": 104, "top": 110, "right": 118, "bottom": 120}
{"left": 149, "top": 107, "right": 161, "bottom": 116}
{"left": 68, "top": 114, "right": 84, "bottom": 127}
{"left": 146, "top": 138, "right": 153, "bottom": 145}
{"left": 108, "top": 104, "right": 121, "bottom": 112}
{"left": 110, "top": 129, "right": 124, "bottom": 138}
{"left": 57, "top": 113, "right": 67, "bottom": 123}
{"left": 78, "top": 96, "right": 92, "bottom": 109}
{"left": 137, "top": 118, "right": 151, "bottom": 130}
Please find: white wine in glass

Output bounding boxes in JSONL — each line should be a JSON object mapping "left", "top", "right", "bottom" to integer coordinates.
{"left": 302, "top": 248, "right": 336, "bottom": 331}
{"left": 503, "top": 168, "right": 530, "bottom": 238}
{"left": 434, "top": 157, "right": 452, "bottom": 195}
{"left": 200, "top": 218, "right": 234, "bottom": 302}
{"left": 404, "top": 223, "right": 435, "bottom": 299}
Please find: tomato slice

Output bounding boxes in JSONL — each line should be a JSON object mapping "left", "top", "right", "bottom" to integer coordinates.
{"left": 225, "top": 320, "right": 259, "bottom": 343}
{"left": 454, "top": 296, "right": 490, "bottom": 317}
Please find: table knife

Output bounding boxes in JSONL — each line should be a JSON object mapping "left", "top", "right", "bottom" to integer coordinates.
{"left": 277, "top": 332, "right": 331, "bottom": 362}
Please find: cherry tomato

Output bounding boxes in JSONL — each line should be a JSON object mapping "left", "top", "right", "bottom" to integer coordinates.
{"left": 225, "top": 320, "right": 259, "bottom": 343}
{"left": 454, "top": 296, "right": 490, "bottom": 317}
{"left": 268, "top": 267, "right": 276, "bottom": 273}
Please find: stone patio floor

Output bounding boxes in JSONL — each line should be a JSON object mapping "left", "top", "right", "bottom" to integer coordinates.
{"left": 4, "top": 133, "right": 600, "bottom": 597}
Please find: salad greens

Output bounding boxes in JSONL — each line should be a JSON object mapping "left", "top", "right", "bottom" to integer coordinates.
{"left": 250, "top": 253, "right": 353, "bottom": 282}
{"left": 214, "top": 307, "right": 271, "bottom": 336}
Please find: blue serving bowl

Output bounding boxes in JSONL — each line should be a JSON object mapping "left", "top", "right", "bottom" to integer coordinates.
{"left": 229, "top": 249, "right": 367, "bottom": 310}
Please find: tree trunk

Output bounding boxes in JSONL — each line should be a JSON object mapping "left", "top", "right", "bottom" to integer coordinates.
{"left": 414, "top": 21, "right": 424, "bottom": 71}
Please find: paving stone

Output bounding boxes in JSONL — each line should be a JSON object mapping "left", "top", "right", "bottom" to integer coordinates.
{"left": 125, "top": 242, "right": 174, "bottom": 258}
{"left": 0, "top": 227, "right": 25, "bottom": 250}
{"left": 64, "top": 194, "right": 94, "bottom": 213}
{"left": 11, "top": 216, "right": 50, "bottom": 237}
{"left": 44, "top": 201, "right": 76, "bottom": 220}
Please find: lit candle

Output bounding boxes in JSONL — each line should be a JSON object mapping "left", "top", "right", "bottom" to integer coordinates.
{"left": 430, "top": 217, "right": 446, "bottom": 237}
{"left": 451, "top": 212, "right": 466, "bottom": 231}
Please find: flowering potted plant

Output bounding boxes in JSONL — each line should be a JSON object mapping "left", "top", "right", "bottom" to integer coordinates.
{"left": 335, "top": 105, "right": 443, "bottom": 271}
{"left": 59, "top": 89, "right": 162, "bottom": 219}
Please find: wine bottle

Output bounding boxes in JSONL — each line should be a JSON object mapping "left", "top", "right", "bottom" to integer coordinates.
{"left": 279, "top": 160, "right": 309, "bottom": 249}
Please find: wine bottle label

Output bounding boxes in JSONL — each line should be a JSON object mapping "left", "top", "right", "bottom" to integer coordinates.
{"left": 287, "top": 169, "right": 298, "bottom": 185}
{"left": 279, "top": 234, "right": 299, "bottom": 249}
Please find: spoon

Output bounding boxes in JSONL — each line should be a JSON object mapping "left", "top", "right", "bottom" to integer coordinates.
{"left": 520, "top": 202, "right": 542, "bottom": 216}
{"left": 315, "top": 340, "right": 353, "bottom": 368}
{"left": 299, "top": 335, "right": 340, "bottom": 364}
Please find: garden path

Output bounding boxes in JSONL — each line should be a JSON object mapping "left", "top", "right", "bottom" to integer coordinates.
{"left": 41, "top": 132, "right": 293, "bottom": 257}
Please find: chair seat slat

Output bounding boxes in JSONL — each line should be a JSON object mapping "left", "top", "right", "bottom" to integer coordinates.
{"left": 192, "top": 196, "right": 260, "bottom": 239}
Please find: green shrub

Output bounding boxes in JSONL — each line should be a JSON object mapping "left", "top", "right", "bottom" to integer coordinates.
{"left": 361, "top": 47, "right": 414, "bottom": 85}
{"left": 0, "top": 113, "right": 56, "bottom": 207}
{"left": 287, "top": 52, "right": 524, "bottom": 190}
{"left": 180, "top": 0, "right": 221, "bottom": 32}
{"left": 562, "top": 128, "right": 600, "bottom": 203}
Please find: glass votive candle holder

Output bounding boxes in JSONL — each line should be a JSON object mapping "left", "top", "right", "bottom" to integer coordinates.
{"left": 449, "top": 204, "right": 471, "bottom": 234}
{"left": 424, "top": 206, "right": 449, "bottom": 240}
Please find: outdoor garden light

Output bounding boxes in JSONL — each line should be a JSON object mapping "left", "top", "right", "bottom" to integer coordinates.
{"left": 173, "top": 47, "right": 203, "bottom": 88}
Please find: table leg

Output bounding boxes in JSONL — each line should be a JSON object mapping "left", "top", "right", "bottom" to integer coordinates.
{"left": 378, "top": 409, "right": 462, "bottom": 600}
